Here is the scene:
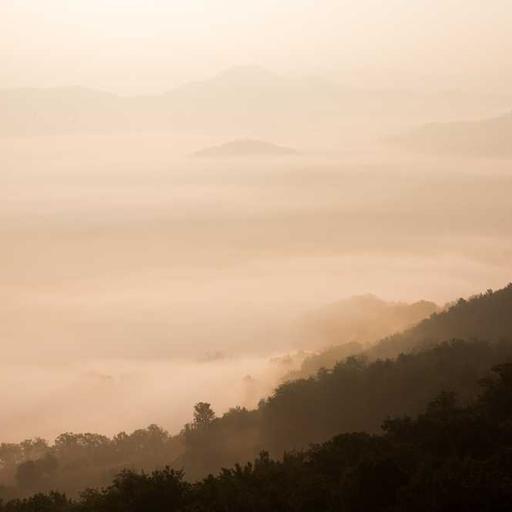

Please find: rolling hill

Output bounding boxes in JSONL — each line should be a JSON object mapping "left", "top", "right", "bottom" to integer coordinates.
{"left": 192, "top": 139, "right": 297, "bottom": 158}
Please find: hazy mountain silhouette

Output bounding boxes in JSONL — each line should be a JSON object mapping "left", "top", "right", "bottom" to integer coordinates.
{"left": 295, "top": 285, "right": 512, "bottom": 376}
{"left": 289, "top": 295, "right": 438, "bottom": 379}
{"left": 301, "top": 294, "right": 438, "bottom": 347}
{"left": 192, "top": 139, "right": 297, "bottom": 158}
{"left": 2, "top": 68, "right": 512, "bottom": 138}
{"left": 399, "top": 111, "right": 512, "bottom": 157}
{"left": 0, "top": 86, "right": 129, "bottom": 136}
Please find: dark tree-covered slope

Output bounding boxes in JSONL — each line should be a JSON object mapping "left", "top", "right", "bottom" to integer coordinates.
{"left": 1, "top": 285, "right": 511, "bottom": 495}
{"left": 368, "top": 284, "right": 512, "bottom": 359}
{"left": 3, "top": 363, "right": 512, "bottom": 512}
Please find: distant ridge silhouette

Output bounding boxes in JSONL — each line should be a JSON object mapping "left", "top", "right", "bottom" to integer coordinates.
{"left": 398, "top": 111, "right": 512, "bottom": 157}
{"left": 2, "top": 69, "right": 511, "bottom": 137}
{"left": 192, "top": 138, "right": 298, "bottom": 158}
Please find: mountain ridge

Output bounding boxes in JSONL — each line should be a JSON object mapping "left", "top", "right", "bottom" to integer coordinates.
{"left": 2, "top": 68, "right": 511, "bottom": 138}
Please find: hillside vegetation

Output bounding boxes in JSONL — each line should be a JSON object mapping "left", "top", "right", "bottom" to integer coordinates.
{"left": 293, "top": 285, "right": 512, "bottom": 379}
{"left": 1, "top": 285, "right": 511, "bottom": 497}
{"left": 2, "top": 362, "right": 512, "bottom": 511}
{"left": 289, "top": 295, "right": 438, "bottom": 379}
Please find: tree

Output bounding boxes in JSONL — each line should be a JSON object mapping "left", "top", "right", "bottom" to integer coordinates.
{"left": 193, "top": 403, "right": 216, "bottom": 429}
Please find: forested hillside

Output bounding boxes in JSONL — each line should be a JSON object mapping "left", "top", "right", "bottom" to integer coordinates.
{"left": 3, "top": 362, "right": 512, "bottom": 511}
{"left": 1, "top": 285, "right": 511, "bottom": 497}
{"left": 369, "top": 284, "right": 512, "bottom": 359}
{"left": 0, "top": 427, "right": 183, "bottom": 500}
{"left": 292, "top": 284, "right": 512, "bottom": 378}
{"left": 180, "top": 339, "right": 512, "bottom": 480}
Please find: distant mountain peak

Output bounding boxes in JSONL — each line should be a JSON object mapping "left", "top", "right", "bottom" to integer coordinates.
{"left": 192, "top": 138, "right": 298, "bottom": 158}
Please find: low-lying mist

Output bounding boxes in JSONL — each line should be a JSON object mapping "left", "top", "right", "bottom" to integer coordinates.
{"left": 1, "top": 134, "right": 511, "bottom": 442}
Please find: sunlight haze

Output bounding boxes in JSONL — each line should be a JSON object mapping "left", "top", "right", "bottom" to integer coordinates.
{"left": 1, "top": 3, "right": 512, "bottom": 508}
{"left": 2, "top": 1, "right": 512, "bottom": 93}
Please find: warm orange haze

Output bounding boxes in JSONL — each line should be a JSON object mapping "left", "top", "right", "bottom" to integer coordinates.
{"left": 1, "top": 2, "right": 512, "bottom": 509}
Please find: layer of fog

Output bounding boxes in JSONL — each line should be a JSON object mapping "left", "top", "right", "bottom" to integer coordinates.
{"left": 1, "top": 134, "right": 511, "bottom": 442}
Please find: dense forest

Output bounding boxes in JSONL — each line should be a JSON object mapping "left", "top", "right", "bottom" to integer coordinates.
{"left": 2, "top": 361, "right": 512, "bottom": 511}
{"left": 1, "top": 284, "right": 511, "bottom": 503}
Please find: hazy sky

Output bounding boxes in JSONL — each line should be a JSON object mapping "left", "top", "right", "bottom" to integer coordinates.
{"left": 1, "top": 0, "right": 512, "bottom": 94}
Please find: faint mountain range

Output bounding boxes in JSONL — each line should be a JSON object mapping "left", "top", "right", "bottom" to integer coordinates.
{"left": 192, "top": 138, "right": 298, "bottom": 158}
{"left": 1, "top": 66, "right": 512, "bottom": 139}
{"left": 0, "top": 86, "right": 130, "bottom": 136}
{"left": 398, "top": 111, "right": 512, "bottom": 157}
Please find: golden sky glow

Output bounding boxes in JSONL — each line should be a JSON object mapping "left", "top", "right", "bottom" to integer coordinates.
{"left": 1, "top": 0, "right": 511, "bottom": 93}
